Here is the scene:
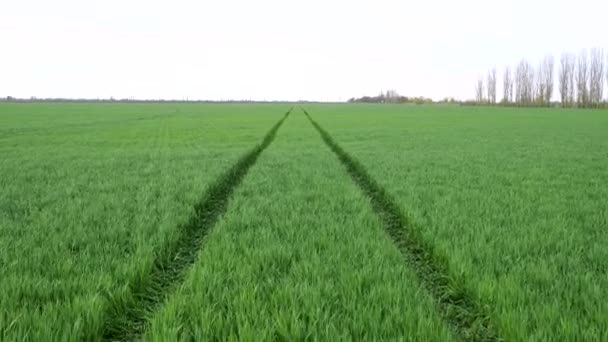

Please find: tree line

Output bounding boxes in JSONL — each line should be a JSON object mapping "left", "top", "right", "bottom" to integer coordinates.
{"left": 476, "top": 48, "right": 607, "bottom": 108}
{"left": 348, "top": 90, "right": 437, "bottom": 104}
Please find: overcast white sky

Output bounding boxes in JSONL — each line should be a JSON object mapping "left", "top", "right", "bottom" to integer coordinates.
{"left": 1, "top": 0, "right": 606, "bottom": 101}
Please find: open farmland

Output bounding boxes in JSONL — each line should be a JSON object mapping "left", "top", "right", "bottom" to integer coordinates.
{"left": 1, "top": 102, "right": 607, "bottom": 340}
{"left": 144, "top": 111, "right": 454, "bottom": 341}
{"left": 0, "top": 103, "right": 288, "bottom": 340}
{"left": 307, "top": 104, "right": 608, "bottom": 340}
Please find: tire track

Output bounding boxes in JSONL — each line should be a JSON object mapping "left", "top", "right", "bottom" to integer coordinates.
{"left": 303, "top": 108, "right": 501, "bottom": 341}
{"left": 99, "top": 108, "right": 292, "bottom": 341}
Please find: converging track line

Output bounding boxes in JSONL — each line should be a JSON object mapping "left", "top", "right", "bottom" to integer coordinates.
{"left": 303, "top": 108, "right": 501, "bottom": 342}
{"left": 99, "top": 108, "right": 292, "bottom": 341}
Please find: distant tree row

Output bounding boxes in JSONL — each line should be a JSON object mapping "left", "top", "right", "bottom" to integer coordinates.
{"left": 348, "top": 90, "right": 434, "bottom": 104}
{"left": 475, "top": 48, "right": 607, "bottom": 108}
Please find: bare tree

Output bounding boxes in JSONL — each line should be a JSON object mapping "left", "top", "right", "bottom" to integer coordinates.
{"left": 487, "top": 68, "right": 497, "bottom": 104}
{"left": 532, "top": 56, "right": 555, "bottom": 107}
{"left": 559, "top": 53, "right": 573, "bottom": 107}
{"left": 476, "top": 50, "right": 607, "bottom": 108}
{"left": 535, "top": 63, "right": 545, "bottom": 106}
{"left": 515, "top": 59, "right": 534, "bottom": 105}
{"left": 559, "top": 52, "right": 577, "bottom": 107}
{"left": 576, "top": 49, "right": 589, "bottom": 107}
{"left": 385, "top": 89, "right": 400, "bottom": 103}
{"left": 543, "top": 55, "right": 554, "bottom": 106}
{"left": 515, "top": 60, "right": 526, "bottom": 105}
{"left": 516, "top": 61, "right": 524, "bottom": 105}
{"left": 503, "top": 67, "right": 513, "bottom": 103}
{"left": 567, "top": 56, "right": 576, "bottom": 106}
{"left": 475, "top": 78, "right": 485, "bottom": 103}
{"left": 527, "top": 64, "right": 535, "bottom": 105}
{"left": 589, "top": 48, "right": 604, "bottom": 108}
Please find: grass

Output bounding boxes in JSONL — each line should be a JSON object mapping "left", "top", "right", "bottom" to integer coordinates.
{"left": 143, "top": 110, "right": 455, "bottom": 341}
{"left": 101, "top": 109, "right": 291, "bottom": 341}
{"left": 0, "top": 103, "right": 288, "bottom": 340}
{"left": 1, "top": 102, "right": 607, "bottom": 340}
{"left": 306, "top": 103, "right": 608, "bottom": 341}
{"left": 304, "top": 109, "right": 499, "bottom": 341}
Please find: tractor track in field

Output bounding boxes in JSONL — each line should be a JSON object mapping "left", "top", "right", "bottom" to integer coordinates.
{"left": 303, "top": 108, "right": 501, "bottom": 342}
{"left": 99, "top": 108, "right": 292, "bottom": 341}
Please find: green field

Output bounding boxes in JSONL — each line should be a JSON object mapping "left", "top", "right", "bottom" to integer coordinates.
{"left": 1, "top": 102, "right": 607, "bottom": 341}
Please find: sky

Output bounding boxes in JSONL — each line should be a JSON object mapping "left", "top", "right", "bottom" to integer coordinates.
{"left": 1, "top": 0, "right": 606, "bottom": 101}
